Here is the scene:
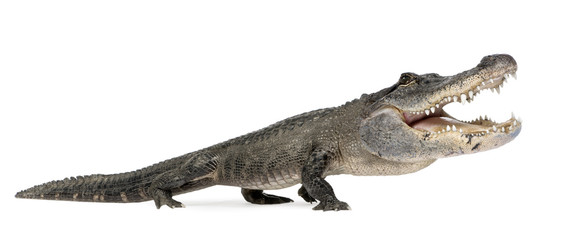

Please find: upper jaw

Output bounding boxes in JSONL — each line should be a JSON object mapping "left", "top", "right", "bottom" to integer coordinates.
{"left": 405, "top": 55, "right": 518, "bottom": 116}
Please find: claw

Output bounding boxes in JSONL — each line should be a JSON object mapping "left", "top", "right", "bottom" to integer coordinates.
{"left": 312, "top": 200, "right": 351, "bottom": 211}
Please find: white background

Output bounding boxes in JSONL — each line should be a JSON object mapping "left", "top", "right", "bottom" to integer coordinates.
{"left": 1, "top": 1, "right": 566, "bottom": 239}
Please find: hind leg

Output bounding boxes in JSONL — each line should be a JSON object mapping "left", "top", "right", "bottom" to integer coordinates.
{"left": 241, "top": 189, "right": 294, "bottom": 204}
{"left": 148, "top": 170, "right": 195, "bottom": 208}
{"left": 149, "top": 153, "right": 218, "bottom": 209}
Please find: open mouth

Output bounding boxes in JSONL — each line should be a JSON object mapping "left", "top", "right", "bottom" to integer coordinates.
{"left": 401, "top": 71, "right": 521, "bottom": 136}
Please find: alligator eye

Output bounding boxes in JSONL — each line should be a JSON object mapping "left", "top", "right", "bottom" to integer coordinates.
{"left": 399, "top": 73, "right": 417, "bottom": 86}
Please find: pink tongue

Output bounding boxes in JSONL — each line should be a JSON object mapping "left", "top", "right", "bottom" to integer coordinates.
{"left": 411, "top": 117, "right": 466, "bottom": 132}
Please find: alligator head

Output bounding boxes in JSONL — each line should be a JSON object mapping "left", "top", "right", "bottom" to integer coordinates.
{"left": 360, "top": 54, "right": 521, "bottom": 162}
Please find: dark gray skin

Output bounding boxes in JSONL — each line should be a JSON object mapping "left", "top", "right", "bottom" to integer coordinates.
{"left": 16, "top": 54, "right": 521, "bottom": 211}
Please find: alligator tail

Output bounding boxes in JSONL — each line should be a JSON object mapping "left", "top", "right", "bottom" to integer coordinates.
{"left": 15, "top": 157, "right": 186, "bottom": 203}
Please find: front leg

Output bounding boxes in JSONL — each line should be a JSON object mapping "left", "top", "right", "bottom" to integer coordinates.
{"left": 301, "top": 149, "right": 350, "bottom": 211}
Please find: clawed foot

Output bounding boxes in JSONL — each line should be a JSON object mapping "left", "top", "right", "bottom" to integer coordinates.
{"left": 155, "top": 198, "right": 185, "bottom": 209}
{"left": 151, "top": 189, "right": 185, "bottom": 209}
{"left": 241, "top": 189, "right": 294, "bottom": 204}
{"left": 312, "top": 196, "right": 351, "bottom": 211}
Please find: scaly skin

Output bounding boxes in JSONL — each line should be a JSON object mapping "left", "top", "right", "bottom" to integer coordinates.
{"left": 16, "top": 54, "right": 522, "bottom": 211}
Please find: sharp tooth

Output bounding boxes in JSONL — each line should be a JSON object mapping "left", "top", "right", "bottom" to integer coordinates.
{"left": 501, "top": 127, "right": 505, "bottom": 132}
{"left": 490, "top": 79, "right": 494, "bottom": 84}
{"left": 459, "top": 128, "right": 463, "bottom": 133}
{"left": 495, "top": 86, "right": 501, "bottom": 94}
{"left": 436, "top": 103, "right": 440, "bottom": 108}
{"left": 513, "top": 120, "right": 517, "bottom": 126}
{"left": 481, "top": 81, "right": 486, "bottom": 86}
{"left": 512, "top": 72, "right": 517, "bottom": 80}
{"left": 446, "top": 125, "right": 451, "bottom": 132}
{"left": 425, "top": 109, "right": 430, "bottom": 116}
{"left": 460, "top": 94, "right": 467, "bottom": 104}
{"left": 509, "top": 126, "right": 513, "bottom": 131}
{"left": 468, "top": 90, "right": 474, "bottom": 99}
{"left": 492, "top": 125, "right": 497, "bottom": 132}
{"left": 430, "top": 107, "right": 435, "bottom": 114}
{"left": 486, "top": 129, "right": 490, "bottom": 134}
{"left": 452, "top": 125, "right": 457, "bottom": 132}
{"left": 453, "top": 96, "right": 458, "bottom": 102}
{"left": 511, "top": 112, "right": 516, "bottom": 119}
{"left": 477, "top": 86, "right": 481, "bottom": 91}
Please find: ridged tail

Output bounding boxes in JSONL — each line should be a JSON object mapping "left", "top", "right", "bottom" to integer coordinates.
{"left": 15, "top": 157, "right": 186, "bottom": 203}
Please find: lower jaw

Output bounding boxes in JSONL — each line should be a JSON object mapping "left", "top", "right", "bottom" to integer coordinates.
{"left": 405, "top": 110, "right": 519, "bottom": 135}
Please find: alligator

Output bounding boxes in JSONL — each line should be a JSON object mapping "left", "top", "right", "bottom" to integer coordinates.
{"left": 15, "top": 54, "right": 521, "bottom": 211}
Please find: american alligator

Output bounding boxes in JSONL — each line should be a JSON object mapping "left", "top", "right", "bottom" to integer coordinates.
{"left": 16, "top": 54, "right": 521, "bottom": 211}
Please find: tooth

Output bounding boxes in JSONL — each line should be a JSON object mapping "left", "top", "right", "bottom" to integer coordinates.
{"left": 492, "top": 125, "right": 497, "bottom": 132}
{"left": 501, "top": 127, "right": 505, "bottom": 132}
{"left": 460, "top": 94, "right": 467, "bottom": 104}
{"left": 486, "top": 129, "right": 490, "bottom": 134}
{"left": 459, "top": 128, "right": 463, "bottom": 133}
{"left": 477, "top": 86, "right": 481, "bottom": 91}
{"left": 430, "top": 107, "right": 435, "bottom": 114}
{"left": 512, "top": 72, "right": 517, "bottom": 80}
{"left": 511, "top": 112, "right": 516, "bottom": 119}
{"left": 513, "top": 120, "right": 517, "bottom": 126}
{"left": 436, "top": 104, "right": 440, "bottom": 108}
{"left": 446, "top": 125, "right": 451, "bottom": 132}
{"left": 482, "top": 81, "right": 486, "bottom": 86}
{"left": 509, "top": 126, "right": 513, "bottom": 131}
{"left": 495, "top": 86, "right": 501, "bottom": 94}
{"left": 468, "top": 90, "right": 473, "bottom": 99}
{"left": 425, "top": 109, "right": 430, "bottom": 116}
{"left": 453, "top": 96, "right": 458, "bottom": 102}
{"left": 490, "top": 79, "right": 494, "bottom": 84}
{"left": 452, "top": 125, "right": 457, "bottom": 132}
